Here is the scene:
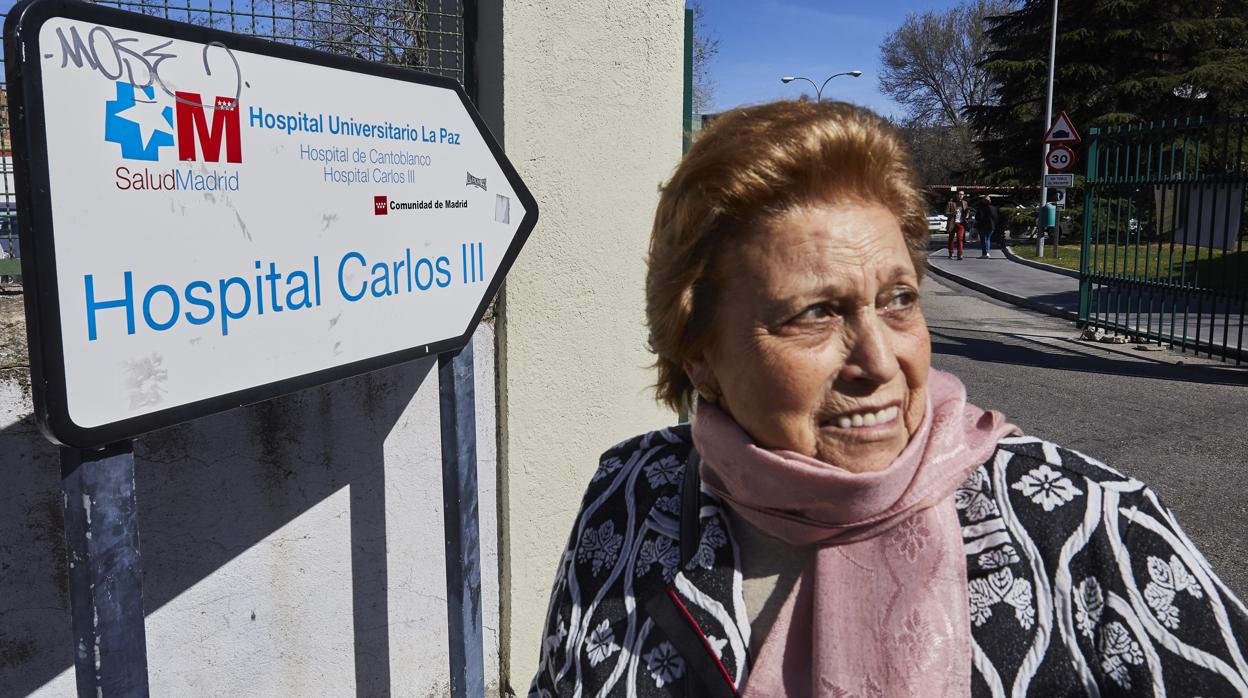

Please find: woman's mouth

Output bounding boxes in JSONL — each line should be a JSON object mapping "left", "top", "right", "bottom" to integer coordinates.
{"left": 830, "top": 405, "right": 900, "bottom": 429}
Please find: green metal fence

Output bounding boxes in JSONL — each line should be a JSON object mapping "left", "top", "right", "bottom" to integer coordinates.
{"left": 0, "top": 0, "right": 469, "bottom": 285}
{"left": 1079, "top": 117, "right": 1248, "bottom": 362}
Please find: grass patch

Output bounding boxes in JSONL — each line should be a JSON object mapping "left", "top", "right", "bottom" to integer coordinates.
{"left": 1011, "top": 244, "right": 1082, "bottom": 271}
{"left": 1010, "top": 242, "right": 1247, "bottom": 292}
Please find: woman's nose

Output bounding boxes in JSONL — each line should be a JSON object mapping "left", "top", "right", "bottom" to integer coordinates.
{"left": 840, "top": 311, "right": 899, "bottom": 385}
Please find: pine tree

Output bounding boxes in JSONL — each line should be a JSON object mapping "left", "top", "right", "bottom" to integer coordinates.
{"left": 970, "top": 0, "right": 1248, "bottom": 184}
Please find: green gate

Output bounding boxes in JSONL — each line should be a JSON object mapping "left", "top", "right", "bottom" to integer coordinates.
{"left": 1079, "top": 117, "right": 1248, "bottom": 362}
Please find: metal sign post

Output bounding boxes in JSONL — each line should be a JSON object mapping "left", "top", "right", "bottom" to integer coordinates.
{"left": 1041, "top": 113, "right": 1079, "bottom": 258}
{"left": 439, "top": 342, "right": 485, "bottom": 698}
{"left": 1043, "top": 110, "right": 1083, "bottom": 247}
{"left": 61, "top": 441, "right": 150, "bottom": 697}
{"left": 5, "top": 0, "right": 537, "bottom": 693}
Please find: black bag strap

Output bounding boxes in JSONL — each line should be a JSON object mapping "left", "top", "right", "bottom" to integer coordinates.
{"left": 681, "top": 447, "right": 702, "bottom": 567}
{"left": 681, "top": 447, "right": 704, "bottom": 698}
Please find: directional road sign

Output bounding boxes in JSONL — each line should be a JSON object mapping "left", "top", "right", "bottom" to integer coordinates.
{"left": 1047, "top": 188, "right": 1067, "bottom": 206}
{"left": 1046, "top": 145, "right": 1077, "bottom": 173}
{"left": 1043, "top": 111, "right": 1081, "bottom": 145}
{"left": 5, "top": 0, "right": 538, "bottom": 448}
{"left": 1044, "top": 173, "right": 1075, "bottom": 188}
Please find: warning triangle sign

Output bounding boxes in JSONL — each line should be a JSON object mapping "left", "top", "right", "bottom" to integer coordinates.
{"left": 1043, "top": 111, "right": 1081, "bottom": 144}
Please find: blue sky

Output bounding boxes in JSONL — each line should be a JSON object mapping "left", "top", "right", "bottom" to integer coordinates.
{"left": 703, "top": 0, "right": 964, "bottom": 118}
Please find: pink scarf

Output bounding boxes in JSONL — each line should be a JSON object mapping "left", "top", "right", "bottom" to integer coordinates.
{"left": 692, "top": 369, "right": 1019, "bottom": 697}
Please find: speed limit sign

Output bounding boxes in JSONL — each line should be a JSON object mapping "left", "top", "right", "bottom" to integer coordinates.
{"left": 1047, "top": 145, "right": 1076, "bottom": 173}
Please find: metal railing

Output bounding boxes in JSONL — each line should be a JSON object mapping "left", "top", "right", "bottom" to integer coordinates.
{"left": 0, "top": 0, "right": 468, "bottom": 286}
{"left": 1079, "top": 117, "right": 1248, "bottom": 362}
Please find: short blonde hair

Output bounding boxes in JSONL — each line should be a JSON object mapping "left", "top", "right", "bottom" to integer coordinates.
{"left": 646, "top": 99, "right": 929, "bottom": 413}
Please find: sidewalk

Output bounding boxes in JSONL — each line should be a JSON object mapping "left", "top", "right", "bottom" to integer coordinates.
{"left": 925, "top": 244, "right": 1080, "bottom": 321}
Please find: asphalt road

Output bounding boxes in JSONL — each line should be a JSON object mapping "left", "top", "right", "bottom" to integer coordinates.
{"left": 922, "top": 271, "right": 1248, "bottom": 599}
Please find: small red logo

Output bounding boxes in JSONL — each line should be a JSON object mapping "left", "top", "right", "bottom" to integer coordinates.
{"left": 374, "top": 195, "right": 388, "bottom": 215}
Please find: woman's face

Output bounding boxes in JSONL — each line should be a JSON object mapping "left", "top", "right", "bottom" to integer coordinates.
{"left": 687, "top": 200, "right": 931, "bottom": 473}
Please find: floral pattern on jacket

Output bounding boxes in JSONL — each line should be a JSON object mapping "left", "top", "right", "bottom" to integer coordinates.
{"left": 529, "top": 426, "right": 1248, "bottom": 697}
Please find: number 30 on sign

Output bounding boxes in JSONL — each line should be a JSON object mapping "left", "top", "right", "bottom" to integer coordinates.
{"left": 1046, "top": 145, "right": 1076, "bottom": 173}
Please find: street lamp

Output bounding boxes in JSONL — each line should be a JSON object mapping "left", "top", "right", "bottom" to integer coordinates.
{"left": 780, "top": 71, "right": 863, "bottom": 101}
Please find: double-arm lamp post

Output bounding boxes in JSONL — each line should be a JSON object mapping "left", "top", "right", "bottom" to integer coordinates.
{"left": 780, "top": 70, "right": 863, "bottom": 101}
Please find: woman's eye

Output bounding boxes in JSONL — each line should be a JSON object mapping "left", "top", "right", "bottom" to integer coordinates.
{"left": 793, "top": 304, "right": 833, "bottom": 322}
{"left": 885, "top": 289, "right": 918, "bottom": 310}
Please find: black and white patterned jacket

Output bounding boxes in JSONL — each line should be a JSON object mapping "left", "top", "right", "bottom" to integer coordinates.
{"left": 529, "top": 425, "right": 1248, "bottom": 697}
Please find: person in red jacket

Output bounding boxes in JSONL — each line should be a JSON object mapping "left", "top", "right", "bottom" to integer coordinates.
{"left": 946, "top": 190, "right": 969, "bottom": 260}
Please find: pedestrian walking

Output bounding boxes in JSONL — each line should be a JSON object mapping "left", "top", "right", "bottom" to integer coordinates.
{"left": 945, "top": 190, "right": 968, "bottom": 260}
{"left": 973, "top": 195, "right": 999, "bottom": 258}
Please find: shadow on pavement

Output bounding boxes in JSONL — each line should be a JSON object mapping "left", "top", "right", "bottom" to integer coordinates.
{"left": 1012, "top": 290, "right": 1079, "bottom": 307}
{"left": 930, "top": 328, "right": 1248, "bottom": 387}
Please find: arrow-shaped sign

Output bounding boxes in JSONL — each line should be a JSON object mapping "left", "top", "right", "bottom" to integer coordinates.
{"left": 1043, "top": 111, "right": 1082, "bottom": 145}
{"left": 6, "top": 0, "right": 537, "bottom": 447}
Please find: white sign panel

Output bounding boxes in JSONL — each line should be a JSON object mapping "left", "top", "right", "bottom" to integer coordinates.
{"left": 7, "top": 3, "right": 536, "bottom": 446}
{"left": 1044, "top": 174, "right": 1074, "bottom": 188}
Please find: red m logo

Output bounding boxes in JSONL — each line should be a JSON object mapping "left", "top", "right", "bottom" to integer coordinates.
{"left": 175, "top": 92, "right": 242, "bottom": 163}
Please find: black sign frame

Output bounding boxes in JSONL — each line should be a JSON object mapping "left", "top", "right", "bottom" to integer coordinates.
{"left": 4, "top": 0, "right": 537, "bottom": 449}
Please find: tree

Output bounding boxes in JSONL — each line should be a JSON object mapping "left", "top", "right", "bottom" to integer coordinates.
{"left": 690, "top": 0, "right": 720, "bottom": 114}
{"left": 289, "top": 0, "right": 438, "bottom": 69}
{"left": 879, "top": 0, "right": 1007, "bottom": 183}
{"left": 895, "top": 122, "right": 979, "bottom": 186}
{"left": 126, "top": 0, "right": 446, "bottom": 71}
{"left": 879, "top": 0, "right": 1005, "bottom": 127}
{"left": 970, "top": 0, "right": 1248, "bottom": 184}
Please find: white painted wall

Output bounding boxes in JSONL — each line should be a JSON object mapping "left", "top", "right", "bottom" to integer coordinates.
{"left": 494, "top": 0, "right": 685, "bottom": 691}
{"left": 0, "top": 292, "right": 501, "bottom": 697}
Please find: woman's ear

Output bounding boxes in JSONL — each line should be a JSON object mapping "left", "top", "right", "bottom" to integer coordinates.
{"left": 683, "top": 356, "right": 721, "bottom": 403}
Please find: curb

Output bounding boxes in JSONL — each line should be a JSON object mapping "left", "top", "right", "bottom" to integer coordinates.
{"left": 1001, "top": 245, "right": 1081, "bottom": 279}
{"left": 925, "top": 257, "right": 1079, "bottom": 323}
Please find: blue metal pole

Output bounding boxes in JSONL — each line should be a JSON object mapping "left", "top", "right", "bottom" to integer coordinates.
{"left": 61, "top": 441, "right": 150, "bottom": 698}
{"left": 438, "top": 342, "right": 485, "bottom": 698}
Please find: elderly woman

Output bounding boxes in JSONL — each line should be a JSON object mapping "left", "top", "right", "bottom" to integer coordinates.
{"left": 528, "top": 101, "right": 1248, "bottom": 697}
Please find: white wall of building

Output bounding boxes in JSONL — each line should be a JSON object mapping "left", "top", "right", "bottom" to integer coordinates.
{"left": 494, "top": 0, "right": 685, "bottom": 691}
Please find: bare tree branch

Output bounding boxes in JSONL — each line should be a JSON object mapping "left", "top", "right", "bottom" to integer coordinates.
{"left": 878, "top": 0, "right": 1007, "bottom": 127}
{"left": 689, "top": 0, "right": 720, "bottom": 113}
{"left": 290, "top": 0, "right": 431, "bottom": 69}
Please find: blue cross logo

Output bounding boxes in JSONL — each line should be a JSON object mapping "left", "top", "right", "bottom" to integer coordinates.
{"left": 104, "top": 82, "right": 174, "bottom": 161}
